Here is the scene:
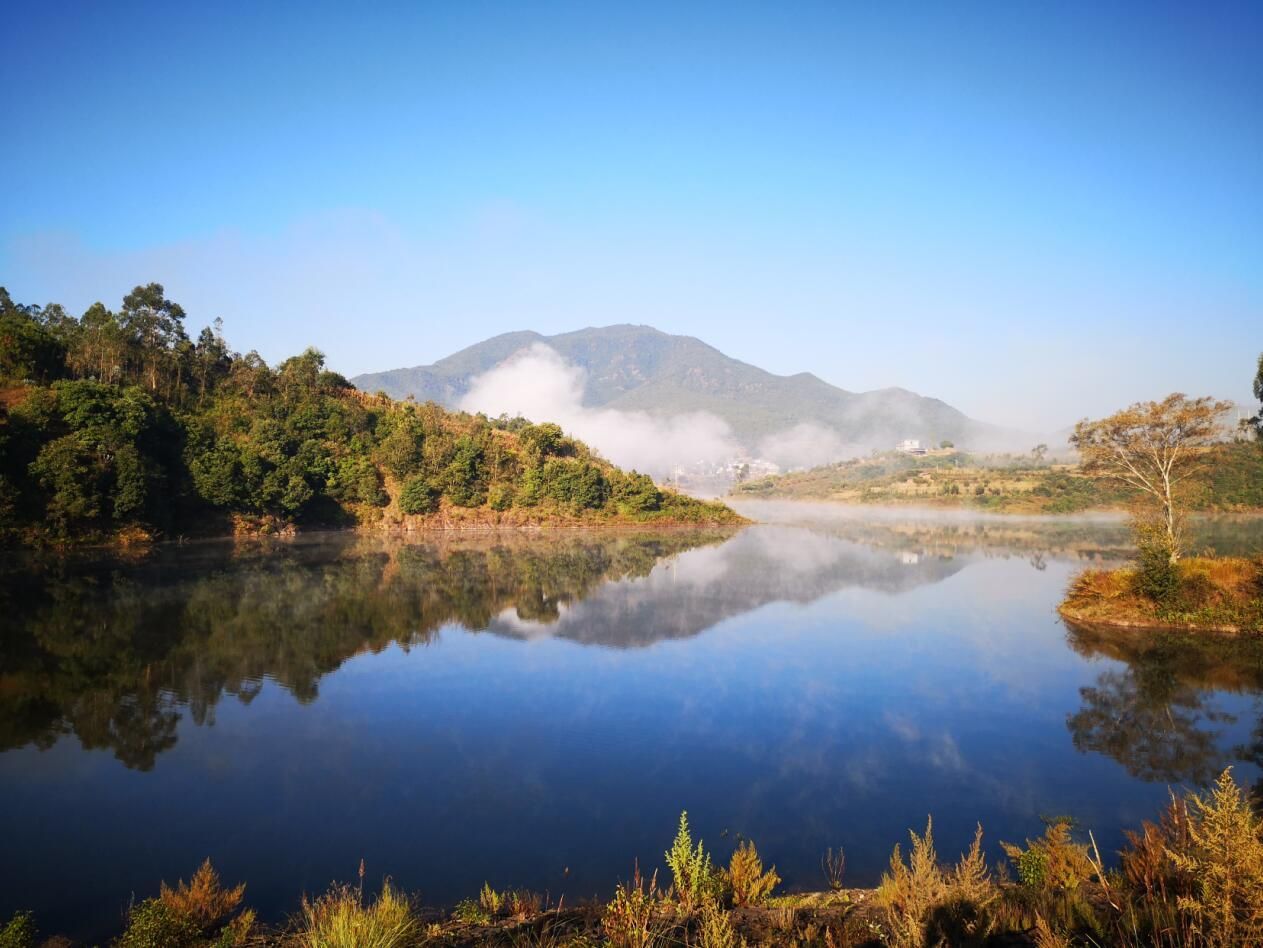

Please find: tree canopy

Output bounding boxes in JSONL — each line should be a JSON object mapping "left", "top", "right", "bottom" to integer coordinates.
{"left": 1070, "top": 394, "right": 1231, "bottom": 561}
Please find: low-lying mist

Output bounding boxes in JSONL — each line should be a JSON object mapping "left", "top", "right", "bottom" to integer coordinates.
{"left": 457, "top": 344, "right": 1052, "bottom": 482}
{"left": 459, "top": 344, "right": 740, "bottom": 476}
{"left": 459, "top": 344, "right": 881, "bottom": 480}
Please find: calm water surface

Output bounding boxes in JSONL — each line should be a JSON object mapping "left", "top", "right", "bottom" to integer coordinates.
{"left": 3, "top": 501, "right": 1262, "bottom": 938}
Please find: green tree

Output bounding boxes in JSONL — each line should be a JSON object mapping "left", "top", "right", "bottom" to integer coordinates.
{"left": 192, "top": 318, "right": 232, "bottom": 404}
{"left": 119, "top": 283, "right": 188, "bottom": 393}
{"left": 612, "top": 471, "right": 661, "bottom": 513}
{"left": 0, "top": 288, "right": 67, "bottom": 382}
{"left": 399, "top": 475, "right": 439, "bottom": 514}
{"left": 443, "top": 435, "right": 488, "bottom": 507}
{"left": 1251, "top": 352, "right": 1263, "bottom": 440}
{"left": 520, "top": 422, "right": 573, "bottom": 461}
{"left": 26, "top": 381, "right": 164, "bottom": 534}
{"left": 540, "top": 459, "right": 610, "bottom": 510}
{"left": 375, "top": 409, "right": 425, "bottom": 478}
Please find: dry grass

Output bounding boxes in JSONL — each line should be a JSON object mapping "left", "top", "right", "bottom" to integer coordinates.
{"left": 876, "top": 819, "right": 998, "bottom": 948}
{"left": 820, "top": 847, "right": 846, "bottom": 893}
{"left": 723, "top": 840, "right": 780, "bottom": 907}
{"left": 509, "top": 889, "right": 544, "bottom": 920}
{"left": 159, "top": 858, "right": 247, "bottom": 931}
{"left": 1060, "top": 556, "right": 1263, "bottom": 633}
{"left": 1168, "top": 769, "right": 1263, "bottom": 946}
{"left": 603, "top": 863, "right": 667, "bottom": 948}
{"left": 295, "top": 880, "right": 418, "bottom": 948}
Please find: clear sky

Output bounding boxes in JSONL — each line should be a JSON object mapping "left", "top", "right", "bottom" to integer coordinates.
{"left": 3, "top": 1, "right": 1260, "bottom": 431}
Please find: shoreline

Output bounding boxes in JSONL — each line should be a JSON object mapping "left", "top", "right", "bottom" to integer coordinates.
{"left": 2, "top": 508, "right": 751, "bottom": 555}
{"left": 731, "top": 493, "right": 1263, "bottom": 519}
{"left": 1056, "top": 604, "right": 1249, "bottom": 636}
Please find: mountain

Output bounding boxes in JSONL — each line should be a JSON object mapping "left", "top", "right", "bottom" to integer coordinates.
{"left": 352, "top": 325, "right": 1012, "bottom": 454}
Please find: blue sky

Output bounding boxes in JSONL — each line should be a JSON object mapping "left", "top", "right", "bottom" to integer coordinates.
{"left": 3, "top": 1, "right": 1260, "bottom": 430}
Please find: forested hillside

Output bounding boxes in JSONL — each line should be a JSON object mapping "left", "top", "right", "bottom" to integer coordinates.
{"left": 0, "top": 285, "right": 738, "bottom": 546}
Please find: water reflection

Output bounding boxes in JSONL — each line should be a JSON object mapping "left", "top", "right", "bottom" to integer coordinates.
{"left": 0, "top": 530, "right": 733, "bottom": 769}
{"left": 1065, "top": 619, "right": 1263, "bottom": 790}
{"left": 2, "top": 507, "right": 1261, "bottom": 938}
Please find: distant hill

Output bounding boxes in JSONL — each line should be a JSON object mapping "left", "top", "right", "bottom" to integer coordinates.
{"left": 352, "top": 325, "right": 1014, "bottom": 454}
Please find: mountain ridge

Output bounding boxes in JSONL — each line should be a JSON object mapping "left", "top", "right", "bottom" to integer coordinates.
{"left": 352, "top": 325, "right": 1014, "bottom": 454}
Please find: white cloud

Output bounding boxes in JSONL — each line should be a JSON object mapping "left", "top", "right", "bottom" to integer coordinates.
{"left": 459, "top": 343, "right": 741, "bottom": 477}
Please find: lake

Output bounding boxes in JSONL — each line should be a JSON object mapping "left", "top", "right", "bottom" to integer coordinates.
{"left": 3, "top": 501, "right": 1262, "bottom": 939}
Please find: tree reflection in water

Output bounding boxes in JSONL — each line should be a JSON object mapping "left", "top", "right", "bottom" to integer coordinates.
{"left": 1065, "top": 620, "right": 1263, "bottom": 793}
{"left": 0, "top": 530, "right": 731, "bottom": 770}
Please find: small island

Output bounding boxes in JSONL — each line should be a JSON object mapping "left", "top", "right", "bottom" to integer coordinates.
{"left": 1059, "top": 555, "right": 1263, "bottom": 634}
{"left": 0, "top": 284, "right": 742, "bottom": 549}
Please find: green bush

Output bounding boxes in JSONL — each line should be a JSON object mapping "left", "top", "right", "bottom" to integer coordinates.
{"left": 488, "top": 483, "right": 514, "bottom": 510}
{"left": 442, "top": 436, "right": 488, "bottom": 507}
{"left": 1133, "top": 522, "right": 1179, "bottom": 603}
{"left": 519, "top": 422, "right": 573, "bottom": 459}
{"left": 330, "top": 454, "right": 387, "bottom": 506}
{"left": 665, "top": 811, "right": 719, "bottom": 911}
{"left": 0, "top": 911, "right": 36, "bottom": 948}
{"left": 539, "top": 459, "right": 610, "bottom": 510}
{"left": 612, "top": 471, "right": 662, "bottom": 513}
{"left": 374, "top": 412, "right": 424, "bottom": 478}
{"left": 399, "top": 476, "right": 439, "bottom": 515}
{"left": 117, "top": 898, "right": 200, "bottom": 948}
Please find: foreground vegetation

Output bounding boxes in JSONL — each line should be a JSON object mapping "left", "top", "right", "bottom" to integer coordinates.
{"left": 734, "top": 445, "right": 1263, "bottom": 515}
{"left": 7, "top": 770, "right": 1263, "bottom": 947}
{"left": 0, "top": 285, "right": 739, "bottom": 547}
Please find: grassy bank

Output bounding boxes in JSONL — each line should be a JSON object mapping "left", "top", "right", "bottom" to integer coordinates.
{"left": 735, "top": 444, "right": 1263, "bottom": 515}
{"left": 1060, "top": 556, "right": 1263, "bottom": 634}
{"left": 9, "top": 770, "right": 1263, "bottom": 947}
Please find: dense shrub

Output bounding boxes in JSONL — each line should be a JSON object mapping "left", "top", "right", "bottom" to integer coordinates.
{"left": 1134, "top": 520, "right": 1179, "bottom": 602}
{"left": 519, "top": 422, "right": 574, "bottom": 459}
{"left": 878, "top": 818, "right": 997, "bottom": 948}
{"left": 665, "top": 811, "right": 720, "bottom": 912}
{"left": 724, "top": 840, "right": 780, "bottom": 906}
{"left": 330, "top": 454, "right": 387, "bottom": 506}
{"left": 117, "top": 898, "right": 201, "bottom": 948}
{"left": 487, "top": 483, "right": 514, "bottom": 510}
{"left": 539, "top": 459, "right": 610, "bottom": 510}
{"left": 612, "top": 471, "right": 662, "bottom": 513}
{"left": 441, "top": 436, "right": 488, "bottom": 507}
{"left": 0, "top": 911, "right": 36, "bottom": 948}
{"left": 399, "top": 476, "right": 439, "bottom": 515}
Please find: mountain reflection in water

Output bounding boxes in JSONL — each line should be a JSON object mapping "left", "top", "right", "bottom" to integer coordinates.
{"left": 1, "top": 504, "right": 1261, "bottom": 938}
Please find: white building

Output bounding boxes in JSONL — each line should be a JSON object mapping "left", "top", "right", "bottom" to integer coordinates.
{"left": 896, "top": 439, "right": 927, "bottom": 455}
